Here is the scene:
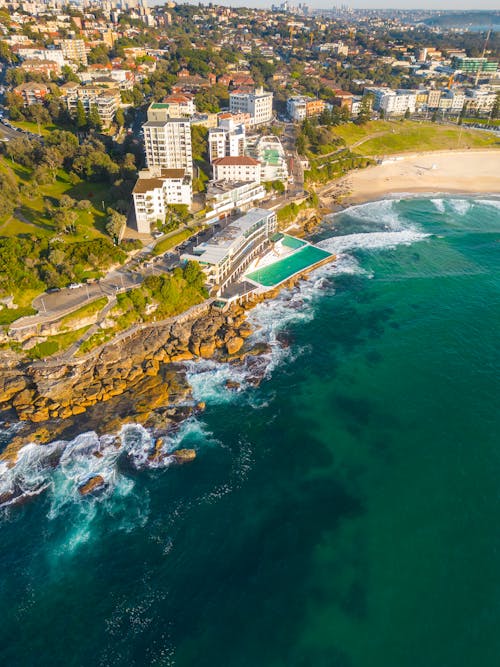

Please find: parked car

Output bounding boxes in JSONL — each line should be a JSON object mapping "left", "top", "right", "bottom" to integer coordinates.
{"left": 68, "top": 283, "right": 82, "bottom": 290}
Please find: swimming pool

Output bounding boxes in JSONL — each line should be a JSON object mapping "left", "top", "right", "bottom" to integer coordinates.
{"left": 246, "top": 244, "right": 332, "bottom": 287}
{"left": 282, "top": 235, "right": 306, "bottom": 250}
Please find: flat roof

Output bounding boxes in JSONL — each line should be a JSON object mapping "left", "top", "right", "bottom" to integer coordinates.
{"left": 191, "top": 208, "right": 273, "bottom": 265}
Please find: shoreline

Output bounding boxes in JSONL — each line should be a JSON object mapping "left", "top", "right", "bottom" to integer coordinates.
{"left": 320, "top": 149, "right": 500, "bottom": 207}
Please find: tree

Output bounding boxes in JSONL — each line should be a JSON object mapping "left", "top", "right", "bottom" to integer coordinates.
{"left": 404, "top": 108, "right": 411, "bottom": 120}
{"left": 356, "top": 95, "right": 373, "bottom": 125}
{"left": 88, "top": 104, "right": 102, "bottom": 131}
{"left": 115, "top": 107, "right": 125, "bottom": 127}
{"left": 491, "top": 92, "right": 500, "bottom": 120}
{"left": 105, "top": 209, "right": 126, "bottom": 243}
{"left": 76, "top": 99, "right": 87, "bottom": 129}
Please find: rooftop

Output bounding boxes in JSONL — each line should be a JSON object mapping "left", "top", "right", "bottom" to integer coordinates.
{"left": 213, "top": 156, "right": 260, "bottom": 166}
{"left": 190, "top": 208, "right": 272, "bottom": 265}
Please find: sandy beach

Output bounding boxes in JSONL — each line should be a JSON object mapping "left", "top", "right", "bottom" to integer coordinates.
{"left": 323, "top": 149, "right": 500, "bottom": 205}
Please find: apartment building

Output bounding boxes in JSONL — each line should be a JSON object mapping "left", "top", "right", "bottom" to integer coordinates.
{"left": 146, "top": 95, "right": 195, "bottom": 121}
{"left": 206, "top": 180, "right": 266, "bottom": 219}
{"left": 13, "top": 82, "right": 50, "bottom": 106}
{"left": 365, "top": 88, "right": 416, "bottom": 115}
{"left": 133, "top": 168, "right": 192, "bottom": 234}
{"left": 182, "top": 208, "right": 278, "bottom": 291}
{"left": 212, "top": 156, "right": 261, "bottom": 183}
{"left": 208, "top": 117, "right": 246, "bottom": 163}
{"left": 15, "top": 47, "right": 66, "bottom": 68}
{"left": 229, "top": 87, "right": 273, "bottom": 125}
{"left": 464, "top": 88, "right": 497, "bottom": 114}
{"left": 142, "top": 119, "right": 193, "bottom": 176}
{"left": 286, "top": 96, "right": 325, "bottom": 121}
{"left": 60, "top": 38, "right": 88, "bottom": 66}
{"left": 64, "top": 86, "right": 120, "bottom": 127}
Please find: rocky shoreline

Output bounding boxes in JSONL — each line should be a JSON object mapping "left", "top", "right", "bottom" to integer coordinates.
{"left": 0, "top": 277, "right": 305, "bottom": 467}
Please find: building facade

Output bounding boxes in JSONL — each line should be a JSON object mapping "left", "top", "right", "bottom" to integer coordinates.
{"left": 208, "top": 118, "right": 246, "bottom": 163}
{"left": 229, "top": 87, "right": 273, "bottom": 125}
{"left": 132, "top": 168, "right": 192, "bottom": 234}
{"left": 182, "top": 208, "right": 277, "bottom": 291}
{"left": 206, "top": 180, "right": 266, "bottom": 219}
{"left": 65, "top": 86, "right": 120, "bottom": 127}
{"left": 143, "top": 119, "right": 193, "bottom": 176}
{"left": 212, "top": 156, "right": 261, "bottom": 183}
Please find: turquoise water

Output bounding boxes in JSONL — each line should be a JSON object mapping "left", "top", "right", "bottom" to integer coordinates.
{"left": 246, "top": 244, "right": 332, "bottom": 286}
{"left": 1, "top": 196, "right": 500, "bottom": 666}
{"left": 282, "top": 234, "right": 306, "bottom": 249}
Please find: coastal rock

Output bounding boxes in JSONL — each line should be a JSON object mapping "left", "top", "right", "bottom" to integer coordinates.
{"left": 171, "top": 448, "right": 196, "bottom": 464}
{"left": 226, "top": 336, "right": 244, "bottom": 355}
{"left": 225, "top": 380, "right": 241, "bottom": 391}
{"left": 238, "top": 323, "right": 253, "bottom": 338}
{"left": 199, "top": 340, "right": 216, "bottom": 358}
{"left": 78, "top": 475, "right": 107, "bottom": 496}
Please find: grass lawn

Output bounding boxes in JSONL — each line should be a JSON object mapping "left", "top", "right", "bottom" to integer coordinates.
{"left": 332, "top": 120, "right": 499, "bottom": 156}
{"left": 27, "top": 325, "right": 91, "bottom": 360}
{"left": 59, "top": 297, "right": 108, "bottom": 329}
{"left": 10, "top": 120, "right": 57, "bottom": 136}
{"left": 152, "top": 228, "right": 195, "bottom": 256}
{"left": 0, "top": 156, "right": 111, "bottom": 241}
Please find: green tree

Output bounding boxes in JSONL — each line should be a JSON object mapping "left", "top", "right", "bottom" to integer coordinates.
{"left": 356, "top": 95, "right": 373, "bottom": 125}
{"left": 88, "top": 104, "right": 102, "bottom": 131}
{"left": 105, "top": 209, "right": 126, "bottom": 243}
{"left": 76, "top": 99, "right": 87, "bottom": 129}
{"left": 404, "top": 108, "right": 411, "bottom": 120}
{"left": 491, "top": 92, "right": 500, "bottom": 120}
{"left": 115, "top": 107, "right": 125, "bottom": 127}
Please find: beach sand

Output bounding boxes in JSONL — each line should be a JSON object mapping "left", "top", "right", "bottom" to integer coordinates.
{"left": 323, "top": 149, "right": 500, "bottom": 206}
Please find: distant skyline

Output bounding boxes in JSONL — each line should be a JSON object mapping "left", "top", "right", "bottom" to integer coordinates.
{"left": 172, "top": 1, "right": 500, "bottom": 10}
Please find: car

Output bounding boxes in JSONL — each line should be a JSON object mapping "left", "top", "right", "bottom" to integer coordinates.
{"left": 46, "top": 287, "right": 60, "bottom": 293}
{"left": 68, "top": 283, "right": 82, "bottom": 290}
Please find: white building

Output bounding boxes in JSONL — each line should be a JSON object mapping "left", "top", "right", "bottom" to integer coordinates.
{"left": 182, "top": 208, "right": 277, "bottom": 291}
{"left": 206, "top": 180, "right": 266, "bottom": 219}
{"left": 132, "top": 168, "right": 192, "bottom": 234}
{"left": 212, "top": 156, "right": 261, "bottom": 183}
{"left": 208, "top": 117, "right": 246, "bottom": 163}
{"left": 229, "top": 87, "right": 273, "bottom": 126}
{"left": 16, "top": 47, "right": 66, "bottom": 68}
{"left": 143, "top": 119, "right": 193, "bottom": 176}
{"left": 286, "top": 96, "right": 307, "bottom": 122}
{"left": 365, "top": 87, "right": 416, "bottom": 115}
{"left": 254, "top": 135, "right": 288, "bottom": 183}
{"left": 464, "top": 88, "right": 497, "bottom": 114}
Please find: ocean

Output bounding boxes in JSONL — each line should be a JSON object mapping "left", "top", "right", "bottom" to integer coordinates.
{"left": 1, "top": 195, "right": 499, "bottom": 667}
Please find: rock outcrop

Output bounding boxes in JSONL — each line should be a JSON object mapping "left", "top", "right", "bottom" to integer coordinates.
{"left": 78, "top": 475, "right": 107, "bottom": 496}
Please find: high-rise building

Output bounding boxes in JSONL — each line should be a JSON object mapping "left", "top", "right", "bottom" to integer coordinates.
{"left": 208, "top": 116, "right": 246, "bottom": 163}
{"left": 142, "top": 119, "right": 193, "bottom": 176}
{"left": 59, "top": 38, "right": 88, "bottom": 66}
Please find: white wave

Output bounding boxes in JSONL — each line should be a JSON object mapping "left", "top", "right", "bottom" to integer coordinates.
{"left": 337, "top": 198, "right": 408, "bottom": 230}
{"left": 448, "top": 199, "right": 472, "bottom": 216}
{"left": 481, "top": 199, "right": 500, "bottom": 212}
{"left": 431, "top": 198, "right": 446, "bottom": 213}
{"left": 318, "top": 229, "right": 429, "bottom": 255}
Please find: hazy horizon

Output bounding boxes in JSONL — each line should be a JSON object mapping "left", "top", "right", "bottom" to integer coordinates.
{"left": 161, "top": 1, "right": 500, "bottom": 10}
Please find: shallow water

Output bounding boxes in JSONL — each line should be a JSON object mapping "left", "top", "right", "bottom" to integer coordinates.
{"left": 1, "top": 196, "right": 499, "bottom": 666}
